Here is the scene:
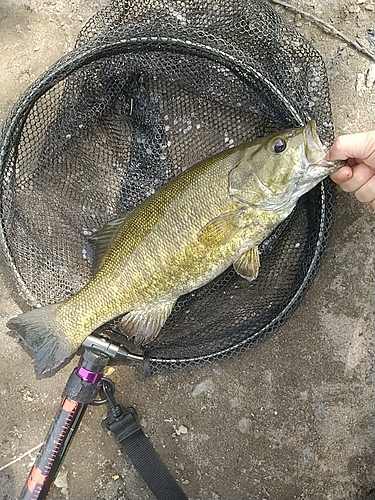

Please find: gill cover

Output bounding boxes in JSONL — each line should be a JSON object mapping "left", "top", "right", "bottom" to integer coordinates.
{"left": 228, "top": 125, "right": 306, "bottom": 206}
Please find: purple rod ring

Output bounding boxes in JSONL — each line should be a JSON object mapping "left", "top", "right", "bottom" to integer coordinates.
{"left": 77, "top": 366, "right": 103, "bottom": 384}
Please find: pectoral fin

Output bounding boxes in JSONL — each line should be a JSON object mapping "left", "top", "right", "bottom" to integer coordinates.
{"left": 233, "top": 246, "right": 260, "bottom": 282}
{"left": 198, "top": 211, "right": 243, "bottom": 246}
{"left": 119, "top": 300, "right": 176, "bottom": 345}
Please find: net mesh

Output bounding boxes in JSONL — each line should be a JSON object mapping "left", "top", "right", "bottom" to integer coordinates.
{"left": 0, "top": 0, "right": 335, "bottom": 375}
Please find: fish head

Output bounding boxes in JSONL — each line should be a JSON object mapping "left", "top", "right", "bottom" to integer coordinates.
{"left": 229, "top": 121, "right": 344, "bottom": 216}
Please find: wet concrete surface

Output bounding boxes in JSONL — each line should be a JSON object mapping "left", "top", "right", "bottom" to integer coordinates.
{"left": 0, "top": 1, "right": 374, "bottom": 499}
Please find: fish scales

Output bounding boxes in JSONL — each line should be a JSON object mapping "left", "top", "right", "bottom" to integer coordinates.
{"left": 56, "top": 147, "right": 267, "bottom": 336}
{"left": 7, "top": 121, "right": 344, "bottom": 375}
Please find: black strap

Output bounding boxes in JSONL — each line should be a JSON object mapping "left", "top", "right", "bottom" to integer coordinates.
{"left": 103, "top": 406, "right": 188, "bottom": 500}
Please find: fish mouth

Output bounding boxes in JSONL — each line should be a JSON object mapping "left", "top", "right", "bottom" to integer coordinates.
{"left": 304, "top": 120, "right": 345, "bottom": 175}
{"left": 305, "top": 120, "right": 323, "bottom": 152}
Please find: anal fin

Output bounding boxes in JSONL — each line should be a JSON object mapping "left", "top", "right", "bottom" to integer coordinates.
{"left": 119, "top": 299, "right": 176, "bottom": 345}
{"left": 233, "top": 246, "right": 260, "bottom": 282}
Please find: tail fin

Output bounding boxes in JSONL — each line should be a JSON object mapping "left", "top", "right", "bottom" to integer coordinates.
{"left": 6, "top": 304, "right": 76, "bottom": 376}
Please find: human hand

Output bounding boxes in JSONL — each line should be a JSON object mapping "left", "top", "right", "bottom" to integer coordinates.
{"left": 326, "top": 130, "right": 375, "bottom": 210}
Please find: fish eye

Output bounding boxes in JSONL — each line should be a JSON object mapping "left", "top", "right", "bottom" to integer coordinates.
{"left": 272, "top": 138, "right": 287, "bottom": 153}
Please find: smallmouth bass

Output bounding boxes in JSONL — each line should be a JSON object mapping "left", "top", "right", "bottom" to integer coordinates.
{"left": 7, "top": 121, "right": 342, "bottom": 375}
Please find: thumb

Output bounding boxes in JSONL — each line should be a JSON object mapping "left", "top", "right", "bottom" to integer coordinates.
{"left": 330, "top": 165, "right": 353, "bottom": 184}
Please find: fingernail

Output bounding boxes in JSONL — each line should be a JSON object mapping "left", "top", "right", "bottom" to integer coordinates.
{"left": 337, "top": 167, "right": 352, "bottom": 182}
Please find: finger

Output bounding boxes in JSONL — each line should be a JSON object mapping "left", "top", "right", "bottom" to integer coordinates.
{"left": 346, "top": 158, "right": 358, "bottom": 167}
{"left": 330, "top": 165, "right": 353, "bottom": 184}
{"left": 354, "top": 175, "right": 375, "bottom": 203}
{"left": 326, "top": 130, "right": 375, "bottom": 167}
{"left": 338, "top": 163, "right": 374, "bottom": 193}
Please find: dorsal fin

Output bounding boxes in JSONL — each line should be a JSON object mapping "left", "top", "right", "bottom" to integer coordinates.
{"left": 90, "top": 215, "right": 127, "bottom": 274}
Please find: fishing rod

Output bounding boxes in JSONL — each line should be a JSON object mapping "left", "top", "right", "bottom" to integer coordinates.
{"left": 19, "top": 335, "right": 188, "bottom": 500}
{"left": 18, "top": 346, "right": 110, "bottom": 500}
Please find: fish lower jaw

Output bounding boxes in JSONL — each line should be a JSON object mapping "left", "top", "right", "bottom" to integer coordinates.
{"left": 313, "top": 158, "right": 346, "bottom": 174}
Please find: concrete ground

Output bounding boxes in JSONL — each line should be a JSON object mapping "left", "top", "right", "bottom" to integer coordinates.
{"left": 0, "top": 1, "right": 374, "bottom": 499}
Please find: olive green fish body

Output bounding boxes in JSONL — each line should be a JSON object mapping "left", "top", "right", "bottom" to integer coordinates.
{"left": 54, "top": 147, "right": 282, "bottom": 345}
{"left": 7, "top": 121, "right": 342, "bottom": 375}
